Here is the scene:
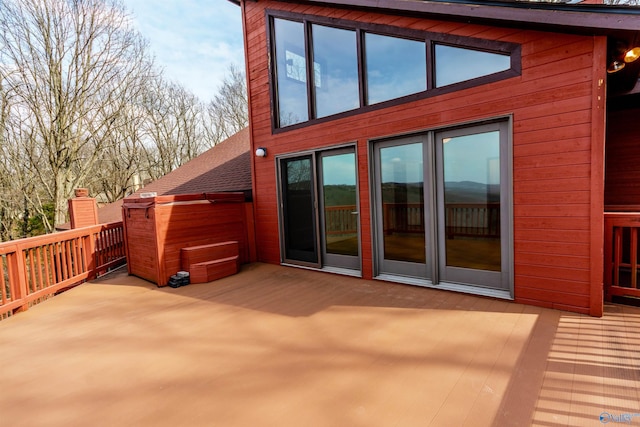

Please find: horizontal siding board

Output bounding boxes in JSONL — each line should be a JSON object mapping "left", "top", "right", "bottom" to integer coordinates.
{"left": 605, "top": 108, "right": 640, "bottom": 205}
{"left": 516, "top": 264, "right": 590, "bottom": 283}
{"left": 516, "top": 287, "right": 590, "bottom": 309}
{"left": 515, "top": 137, "right": 591, "bottom": 157}
{"left": 515, "top": 123, "right": 593, "bottom": 146}
{"left": 516, "top": 217, "right": 590, "bottom": 231}
{"left": 514, "top": 241, "right": 589, "bottom": 257}
{"left": 514, "top": 204, "right": 590, "bottom": 218}
{"left": 515, "top": 177, "right": 591, "bottom": 194}
{"left": 243, "top": 0, "right": 601, "bottom": 314}
{"left": 515, "top": 228, "right": 590, "bottom": 244}
{"left": 514, "top": 253, "right": 589, "bottom": 269}
{"left": 514, "top": 150, "right": 591, "bottom": 170}
{"left": 514, "top": 165, "right": 590, "bottom": 182}
{"left": 513, "top": 110, "right": 591, "bottom": 134}
{"left": 513, "top": 191, "right": 590, "bottom": 205}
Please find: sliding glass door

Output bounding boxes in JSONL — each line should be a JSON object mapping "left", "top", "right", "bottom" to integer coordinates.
{"left": 436, "top": 123, "right": 510, "bottom": 291}
{"left": 372, "top": 121, "right": 511, "bottom": 294}
{"left": 373, "top": 136, "right": 431, "bottom": 280}
{"left": 280, "top": 155, "right": 320, "bottom": 267}
{"left": 279, "top": 147, "right": 361, "bottom": 272}
{"left": 319, "top": 149, "right": 360, "bottom": 270}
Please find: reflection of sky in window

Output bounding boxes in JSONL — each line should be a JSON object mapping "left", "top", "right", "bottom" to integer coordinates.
{"left": 322, "top": 153, "right": 356, "bottom": 186}
{"left": 312, "top": 24, "right": 359, "bottom": 118}
{"left": 381, "top": 143, "right": 424, "bottom": 184}
{"left": 285, "top": 51, "right": 322, "bottom": 87}
{"left": 435, "top": 45, "right": 510, "bottom": 87}
{"left": 443, "top": 131, "right": 499, "bottom": 184}
{"left": 275, "top": 18, "right": 308, "bottom": 126}
{"left": 365, "top": 34, "right": 426, "bottom": 105}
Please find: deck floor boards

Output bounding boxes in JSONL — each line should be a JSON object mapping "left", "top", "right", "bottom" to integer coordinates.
{"left": 1, "top": 263, "right": 639, "bottom": 426}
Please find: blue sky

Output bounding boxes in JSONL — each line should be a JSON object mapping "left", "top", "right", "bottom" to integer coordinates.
{"left": 122, "top": 0, "right": 244, "bottom": 102}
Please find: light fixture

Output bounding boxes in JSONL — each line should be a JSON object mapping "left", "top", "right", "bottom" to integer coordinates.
{"left": 607, "top": 60, "right": 626, "bottom": 74}
{"left": 624, "top": 47, "right": 640, "bottom": 63}
{"left": 255, "top": 147, "right": 267, "bottom": 157}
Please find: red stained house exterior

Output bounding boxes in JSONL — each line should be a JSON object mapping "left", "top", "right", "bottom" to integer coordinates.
{"left": 232, "top": 0, "right": 640, "bottom": 316}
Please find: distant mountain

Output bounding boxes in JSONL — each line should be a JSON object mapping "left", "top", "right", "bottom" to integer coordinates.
{"left": 445, "top": 181, "right": 500, "bottom": 203}
{"left": 379, "top": 181, "right": 499, "bottom": 203}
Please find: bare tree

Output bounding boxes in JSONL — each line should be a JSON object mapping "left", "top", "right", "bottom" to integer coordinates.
{"left": 0, "top": 65, "right": 41, "bottom": 239}
{"left": 139, "top": 77, "right": 206, "bottom": 180}
{"left": 0, "top": 69, "right": 19, "bottom": 240}
{"left": 87, "top": 101, "right": 146, "bottom": 203}
{"left": 206, "top": 64, "right": 248, "bottom": 144}
{"left": 0, "top": 0, "right": 153, "bottom": 229}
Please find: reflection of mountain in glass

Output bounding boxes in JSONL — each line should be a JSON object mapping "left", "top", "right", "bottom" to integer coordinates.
{"left": 377, "top": 181, "right": 499, "bottom": 204}
{"left": 381, "top": 182, "right": 424, "bottom": 204}
{"left": 446, "top": 181, "right": 500, "bottom": 203}
{"left": 323, "top": 185, "right": 357, "bottom": 206}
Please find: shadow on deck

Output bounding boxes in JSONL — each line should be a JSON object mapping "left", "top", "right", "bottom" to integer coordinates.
{"left": 1, "top": 263, "right": 639, "bottom": 426}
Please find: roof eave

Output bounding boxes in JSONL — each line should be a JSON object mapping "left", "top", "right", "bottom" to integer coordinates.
{"left": 303, "top": 0, "right": 640, "bottom": 33}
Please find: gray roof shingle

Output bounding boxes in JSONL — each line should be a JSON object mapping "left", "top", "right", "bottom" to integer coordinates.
{"left": 95, "top": 128, "right": 251, "bottom": 225}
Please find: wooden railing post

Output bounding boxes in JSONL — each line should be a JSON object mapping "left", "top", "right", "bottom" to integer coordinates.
{"left": 11, "top": 245, "right": 29, "bottom": 313}
{"left": 85, "top": 232, "right": 97, "bottom": 281}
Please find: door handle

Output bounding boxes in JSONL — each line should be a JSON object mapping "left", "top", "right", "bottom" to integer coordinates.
{"left": 351, "top": 211, "right": 359, "bottom": 215}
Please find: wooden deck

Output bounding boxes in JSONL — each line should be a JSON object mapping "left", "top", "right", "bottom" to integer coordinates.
{"left": 1, "top": 263, "right": 639, "bottom": 426}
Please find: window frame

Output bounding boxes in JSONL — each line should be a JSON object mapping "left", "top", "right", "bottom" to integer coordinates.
{"left": 266, "top": 9, "right": 521, "bottom": 133}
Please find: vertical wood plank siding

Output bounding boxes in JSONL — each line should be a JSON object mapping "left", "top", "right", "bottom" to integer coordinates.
{"left": 605, "top": 108, "right": 640, "bottom": 206}
{"left": 244, "top": 1, "right": 606, "bottom": 315}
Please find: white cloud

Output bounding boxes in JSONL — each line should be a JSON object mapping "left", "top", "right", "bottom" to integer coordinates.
{"left": 122, "top": 0, "right": 244, "bottom": 101}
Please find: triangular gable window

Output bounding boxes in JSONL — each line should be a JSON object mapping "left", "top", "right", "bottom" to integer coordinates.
{"left": 435, "top": 44, "right": 511, "bottom": 87}
{"left": 268, "top": 11, "right": 521, "bottom": 132}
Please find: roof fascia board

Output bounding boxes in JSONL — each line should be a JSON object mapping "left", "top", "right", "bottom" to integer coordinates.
{"left": 302, "top": 0, "right": 640, "bottom": 33}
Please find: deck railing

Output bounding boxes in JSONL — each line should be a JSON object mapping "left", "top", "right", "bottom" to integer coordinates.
{"left": 0, "top": 221, "right": 126, "bottom": 318}
{"left": 604, "top": 209, "right": 640, "bottom": 300}
{"left": 382, "top": 202, "right": 500, "bottom": 238}
{"left": 604, "top": 210, "right": 640, "bottom": 300}
{"left": 325, "top": 205, "right": 359, "bottom": 236}
{"left": 325, "top": 203, "right": 500, "bottom": 238}
{"left": 445, "top": 203, "right": 500, "bottom": 239}
{"left": 383, "top": 203, "right": 425, "bottom": 235}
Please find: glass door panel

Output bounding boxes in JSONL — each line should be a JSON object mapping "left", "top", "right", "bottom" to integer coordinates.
{"left": 280, "top": 155, "right": 320, "bottom": 266}
{"left": 436, "top": 124, "right": 509, "bottom": 290}
{"left": 443, "top": 131, "right": 501, "bottom": 270}
{"left": 319, "top": 149, "right": 360, "bottom": 270}
{"left": 374, "top": 139, "right": 430, "bottom": 279}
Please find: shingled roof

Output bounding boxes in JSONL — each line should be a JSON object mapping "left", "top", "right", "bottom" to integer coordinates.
{"left": 95, "top": 128, "right": 251, "bottom": 225}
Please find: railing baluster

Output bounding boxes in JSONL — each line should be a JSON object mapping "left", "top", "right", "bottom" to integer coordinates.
{"left": 65, "top": 240, "right": 73, "bottom": 280}
{"left": 74, "top": 237, "right": 83, "bottom": 275}
{"left": 1, "top": 255, "right": 7, "bottom": 305}
{"left": 28, "top": 248, "right": 37, "bottom": 293}
{"left": 633, "top": 228, "right": 639, "bottom": 289}
{"left": 54, "top": 242, "right": 63, "bottom": 283}
{"left": 614, "top": 227, "right": 622, "bottom": 287}
{"left": 43, "top": 245, "right": 52, "bottom": 288}
{"left": 35, "top": 246, "right": 44, "bottom": 291}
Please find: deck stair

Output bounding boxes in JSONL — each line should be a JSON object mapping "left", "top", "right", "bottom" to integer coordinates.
{"left": 180, "top": 241, "right": 240, "bottom": 284}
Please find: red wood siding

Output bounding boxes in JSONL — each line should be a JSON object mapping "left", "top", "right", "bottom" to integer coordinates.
{"left": 243, "top": 1, "right": 606, "bottom": 315}
{"left": 605, "top": 108, "right": 640, "bottom": 206}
